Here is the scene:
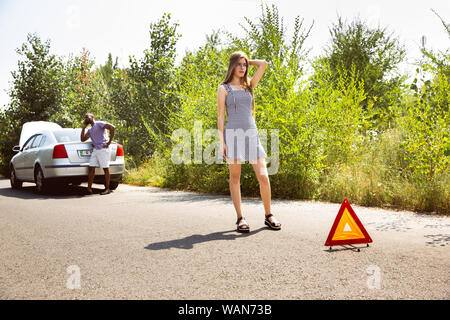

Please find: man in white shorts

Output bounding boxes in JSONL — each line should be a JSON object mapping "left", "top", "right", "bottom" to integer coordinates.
{"left": 80, "top": 113, "right": 116, "bottom": 195}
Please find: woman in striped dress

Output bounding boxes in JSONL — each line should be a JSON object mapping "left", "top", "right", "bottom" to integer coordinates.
{"left": 217, "top": 51, "right": 281, "bottom": 233}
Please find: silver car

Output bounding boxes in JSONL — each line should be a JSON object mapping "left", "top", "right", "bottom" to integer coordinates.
{"left": 9, "top": 121, "right": 125, "bottom": 193}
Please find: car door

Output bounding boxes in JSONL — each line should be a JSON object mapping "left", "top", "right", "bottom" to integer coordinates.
{"left": 14, "top": 135, "right": 36, "bottom": 180}
{"left": 22, "top": 134, "right": 41, "bottom": 180}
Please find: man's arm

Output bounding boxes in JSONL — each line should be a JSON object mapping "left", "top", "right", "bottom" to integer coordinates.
{"left": 103, "top": 123, "right": 115, "bottom": 147}
{"left": 81, "top": 124, "right": 90, "bottom": 142}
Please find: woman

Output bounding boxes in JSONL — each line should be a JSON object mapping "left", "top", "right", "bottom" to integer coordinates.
{"left": 217, "top": 51, "right": 281, "bottom": 233}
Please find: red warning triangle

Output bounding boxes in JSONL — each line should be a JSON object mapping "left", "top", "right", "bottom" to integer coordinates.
{"left": 325, "top": 198, "right": 372, "bottom": 246}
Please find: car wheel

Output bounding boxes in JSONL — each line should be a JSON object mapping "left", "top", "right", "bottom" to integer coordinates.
{"left": 34, "top": 166, "right": 48, "bottom": 194}
{"left": 109, "top": 181, "right": 119, "bottom": 190}
{"left": 10, "top": 166, "right": 23, "bottom": 189}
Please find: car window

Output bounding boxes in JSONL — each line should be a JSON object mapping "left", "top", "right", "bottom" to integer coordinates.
{"left": 39, "top": 135, "right": 47, "bottom": 147}
{"left": 31, "top": 135, "right": 43, "bottom": 148}
{"left": 22, "top": 135, "right": 36, "bottom": 151}
{"left": 53, "top": 129, "right": 83, "bottom": 143}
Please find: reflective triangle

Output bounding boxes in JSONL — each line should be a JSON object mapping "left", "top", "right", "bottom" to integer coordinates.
{"left": 331, "top": 208, "right": 365, "bottom": 240}
{"left": 325, "top": 198, "right": 373, "bottom": 246}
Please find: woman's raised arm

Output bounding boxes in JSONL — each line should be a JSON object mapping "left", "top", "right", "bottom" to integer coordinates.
{"left": 249, "top": 59, "right": 268, "bottom": 89}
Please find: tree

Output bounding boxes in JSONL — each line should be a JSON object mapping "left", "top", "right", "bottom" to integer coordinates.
{"left": 121, "top": 13, "right": 181, "bottom": 162}
{"left": 419, "top": 9, "right": 450, "bottom": 78}
{"left": 59, "top": 48, "right": 106, "bottom": 126}
{"left": 97, "top": 53, "right": 119, "bottom": 88}
{"left": 5, "top": 33, "right": 64, "bottom": 123}
{"left": 399, "top": 9, "right": 449, "bottom": 183}
{"left": 312, "top": 15, "right": 407, "bottom": 127}
{"left": 0, "top": 33, "right": 64, "bottom": 175}
{"left": 229, "top": 3, "right": 313, "bottom": 95}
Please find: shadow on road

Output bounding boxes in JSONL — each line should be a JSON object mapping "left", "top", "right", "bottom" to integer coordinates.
{"left": 145, "top": 227, "right": 266, "bottom": 250}
{"left": 0, "top": 180, "right": 106, "bottom": 200}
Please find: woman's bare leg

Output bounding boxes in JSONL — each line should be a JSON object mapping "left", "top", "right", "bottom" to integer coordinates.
{"left": 251, "top": 157, "right": 280, "bottom": 227}
{"left": 250, "top": 157, "right": 271, "bottom": 215}
{"left": 227, "top": 158, "right": 248, "bottom": 229}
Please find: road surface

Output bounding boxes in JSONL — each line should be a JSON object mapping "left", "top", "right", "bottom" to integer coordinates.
{"left": 0, "top": 178, "right": 449, "bottom": 299}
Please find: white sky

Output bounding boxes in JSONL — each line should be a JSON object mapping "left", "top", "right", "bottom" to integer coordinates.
{"left": 0, "top": 0, "right": 448, "bottom": 109}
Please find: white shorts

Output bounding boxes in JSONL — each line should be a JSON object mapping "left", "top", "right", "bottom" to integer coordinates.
{"left": 89, "top": 147, "right": 110, "bottom": 168}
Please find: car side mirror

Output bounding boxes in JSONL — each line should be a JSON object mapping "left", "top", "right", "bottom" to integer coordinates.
{"left": 12, "top": 145, "right": 21, "bottom": 152}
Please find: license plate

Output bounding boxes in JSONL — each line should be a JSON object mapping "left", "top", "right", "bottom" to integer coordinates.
{"left": 79, "top": 150, "right": 92, "bottom": 157}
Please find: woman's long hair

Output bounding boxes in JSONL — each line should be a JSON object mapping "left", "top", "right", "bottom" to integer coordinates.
{"left": 222, "top": 51, "right": 255, "bottom": 117}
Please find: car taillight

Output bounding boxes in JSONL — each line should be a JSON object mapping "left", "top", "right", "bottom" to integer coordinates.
{"left": 116, "top": 144, "right": 124, "bottom": 157}
{"left": 53, "top": 144, "right": 68, "bottom": 158}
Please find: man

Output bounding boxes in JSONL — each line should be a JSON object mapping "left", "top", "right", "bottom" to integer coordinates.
{"left": 80, "top": 113, "right": 115, "bottom": 195}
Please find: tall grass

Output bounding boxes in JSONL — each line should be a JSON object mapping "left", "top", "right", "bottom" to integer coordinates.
{"left": 318, "top": 128, "right": 449, "bottom": 213}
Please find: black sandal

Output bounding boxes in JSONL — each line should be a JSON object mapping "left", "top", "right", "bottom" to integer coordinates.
{"left": 236, "top": 216, "right": 250, "bottom": 233}
{"left": 265, "top": 213, "right": 281, "bottom": 230}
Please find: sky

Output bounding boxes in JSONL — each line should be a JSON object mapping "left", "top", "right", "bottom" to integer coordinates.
{"left": 0, "top": 0, "right": 449, "bottom": 109}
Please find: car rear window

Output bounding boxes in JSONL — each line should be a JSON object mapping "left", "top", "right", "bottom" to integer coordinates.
{"left": 53, "top": 129, "right": 83, "bottom": 143}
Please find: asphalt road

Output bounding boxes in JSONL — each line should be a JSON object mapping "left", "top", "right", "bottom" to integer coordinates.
{"left": 0, "top": 178, "right": 449, "bottom": 299}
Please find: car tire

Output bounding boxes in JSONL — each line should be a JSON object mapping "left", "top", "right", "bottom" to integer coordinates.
{"left": 34, "top": 166, "right": 48, "bottom": 194}
{"left": 109, "top": 181, "right": 119, "bottom": 190}
{"left": 10, "top": 166, "right": 23, "bottom": 189}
